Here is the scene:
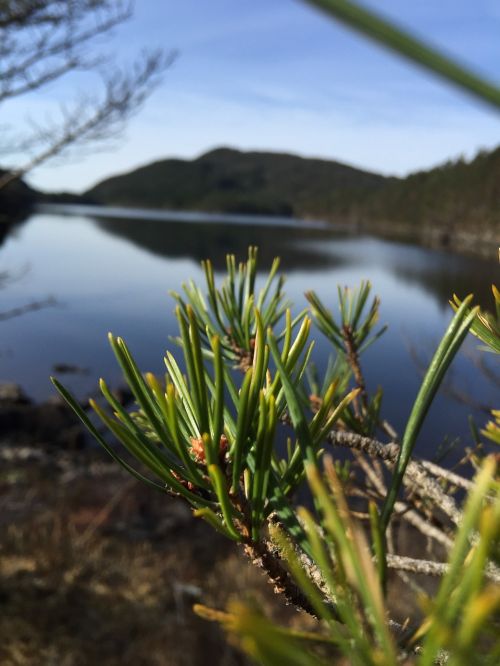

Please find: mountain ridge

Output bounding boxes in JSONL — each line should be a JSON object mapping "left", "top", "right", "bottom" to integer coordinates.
{"left": 83, "top": 145, "right": 499, "bottom": 241}
{"left": 2, "top": 145, "right": 498, "bottom": 258}
{"left": 85, "top": 147, "right": 391, "bottom": 217}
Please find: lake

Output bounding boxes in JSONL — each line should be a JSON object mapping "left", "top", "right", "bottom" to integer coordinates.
{"left": 1, "top": 204, "right": 498, "bottom": 462}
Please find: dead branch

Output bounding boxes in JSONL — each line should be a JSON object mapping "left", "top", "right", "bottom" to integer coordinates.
{"left": 386, "top": 554, "right": 500, "bottom": 583}
{"left": 0, "top": 296, "right": 57, "bottom": 321}
{"left": 0, "top": 1, "right": 174, "bottom": 188}
{"left": 328, "top": 430, "right": 464, "bottom": 523}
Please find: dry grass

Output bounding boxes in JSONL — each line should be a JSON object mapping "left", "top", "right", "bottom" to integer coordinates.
{"left": 0, "top": 449, "right": 304, "bottom": 666}
{"left": 0, "top": 446, "right": 433, "bottom": 664}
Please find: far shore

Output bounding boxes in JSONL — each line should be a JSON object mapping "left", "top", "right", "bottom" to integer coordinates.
{"left": 34, "top": 201, "right": 499, "bottom": 262}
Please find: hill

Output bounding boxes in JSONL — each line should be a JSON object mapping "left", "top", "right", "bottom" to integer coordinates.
{"left": 0, "top": 170, "right": 38, "bottom": 222}
{"left": 85, "top": 146, "right": 499, "bottom": 256}
{"left": 85, "top": 147, "right": 390, "bottom": 217}
{"left": 2, "top": 145, "right": 497, "bottom": 258}
{"left": 353, "top": 147, "right": 500, "bottom": 250}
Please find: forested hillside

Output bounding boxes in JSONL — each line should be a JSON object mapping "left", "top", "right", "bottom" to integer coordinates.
{"left": 85, "top": 147, "right": 389, "bottom": 216}
{"left": 85, "top": 146, "right": 499, "bottom": 243}
{"left": 357, "top": 146, "right": 500, "bottom": 233}
{"left": 3, "top": 145, "right": 498, "bottom": 257}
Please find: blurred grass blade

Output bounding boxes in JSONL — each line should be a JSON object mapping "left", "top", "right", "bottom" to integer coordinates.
{"left": 306, "top": 0, "right": 500, "bottom": 111}
{"left": 451, "top": 292, "right": 500, "bottom": 354}
{"left": 298, "top": 506, "right": 376, "bottom": 661}
{"left": 381, "top": 296, "right": 478, "bottom": 529}
{"left": 267, "top": 481, "right": 313, "bottom": 559}
{"left": 369, "top": 501, "right": 387, "bottom": 588}
{"left": 270, "top": 523, "right": 337, "bottom": 624}
{"left": 196, "top": 600, "right": 327, "bottom": 666}
{"left": 310, "top": 460, "right": 396, "bottom": 659}
{"left": 418, "top": 457, "right": 499, "bottom": 662}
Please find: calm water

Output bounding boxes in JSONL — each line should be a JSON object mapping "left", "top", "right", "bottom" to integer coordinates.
{"left": 1, "top": 204, "right": 498, "bottom": 461}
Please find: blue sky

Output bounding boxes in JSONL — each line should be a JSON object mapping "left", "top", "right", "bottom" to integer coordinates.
{"left": 7, "top": 0, "right": 500, "bottom": 191}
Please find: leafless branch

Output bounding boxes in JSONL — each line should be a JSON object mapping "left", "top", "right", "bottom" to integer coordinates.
{"left": 386, "top": 554, "right": 500, "bottom": 583}
{"left": 0, "top": 1, "right": 174, "bottom": 189}
{"left": 328, "top": 430, "right": 472, "bottom": 504}
{"left": 393, "top": 502, "right": 453, "bottom": 551}
{"left": 0, "top": 49, "right": 176, "bottom": 189}
{"left": 0, "top": 296, "right": 57, "bottom": 321}
{"left": 0, "top": 2, "right": 132, "bottom": 100}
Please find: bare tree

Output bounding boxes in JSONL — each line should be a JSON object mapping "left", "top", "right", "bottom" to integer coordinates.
{"left": 0, "top": 1, "right": 175, "bottom": 190}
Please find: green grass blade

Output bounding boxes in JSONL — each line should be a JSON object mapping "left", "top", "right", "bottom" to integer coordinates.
{"left": 256, "top": 256, "right": 281, "bottom": 311}
{"left": 175, "top": 308, "right": 204, "bottom": 422}
{"left": 164, "top": 352, "right": 200, "bottom": 436}
{"left": 51, "top": 377, "right": 165, "bottom": 491}
{"left": 109, "top": 334, "right": 170, "bottom": 444}
{"left": 187, "top": 306, "right": 210, "bottom": 435}
{"left": 202, "top": 259, "right": 227, "bottom": 333}
{"left": 210, "top": 335, "right": 224, "bottom": 450}
{"left": 381, "top": 297, "right": 477, "bottom": 529}
{"left": 269, "top": 332, "right": 316, "bottom": 465}
{"left": 194, "top": 508, "right": 242, "bottom": 541}
{"left": 208, "top": 464, "right": 242, "bottom": 541}
{"left": 306, "top": 0, "right": 500, "bottom": 111}
{"left": 231, "top": 368, "right": 254, "bottom": 491}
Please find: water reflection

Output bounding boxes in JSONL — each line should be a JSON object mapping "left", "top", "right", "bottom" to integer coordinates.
{"left": 4, "top": 206, "right": 497, "bottom": 309}
{"left": 88, "top": 209, "right": 498, "bottom": 309}
{"left": 91, "top": 212, "right": 344, "bottom": 271}
{"left": 0, "top": 212, "right": 31, "bottom": 246}
{"left": 0, "top": 204, "right": 497, "bottom": 462}
{"left": 388, "top": 247, "right": 497, "bottom": 310}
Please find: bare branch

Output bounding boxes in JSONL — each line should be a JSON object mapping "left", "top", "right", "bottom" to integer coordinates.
{"left": 241, "top": 539, "right": 320, "bottom": 618}
{"left": 328, "top": 429, "right": 471, "bottom": 522}
{"left": 0, "top": 1, "right": 173, "bottom": 189}
{"left": 394, "top": 502, "right": 454, "bottom": 551}
{"left": 0, "top": 296, "right": 57, "bottom": 321}
{"left": 386, "top": 554, "right": 500, "bottom": 584}
{"left": 0, "top": 49, "right": 176, "bottom": 189}
{"left": 0, "top": 2, "right": 132, "bottom": 102}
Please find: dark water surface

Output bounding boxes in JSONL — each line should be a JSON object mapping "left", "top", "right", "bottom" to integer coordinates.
{"left": 1, "top": 204, "right": 498, "bottom": 461}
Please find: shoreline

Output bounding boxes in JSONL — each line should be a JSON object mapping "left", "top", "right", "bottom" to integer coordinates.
{"left": 34, "top": 201, "right": 499, "bottom": 262}
{"left": 354, "top": 219, "right": 498, "bottom": 261}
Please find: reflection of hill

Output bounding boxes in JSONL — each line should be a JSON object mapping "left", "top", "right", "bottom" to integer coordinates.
{"left": 91, "top": 211, "right": 499, "bottom": 312}
{"left": 385, "top": 245, "right": 498, "bottom": 310}
{"left": 0, "top": 212, "right": 32, "bottom": 247}
{"left": 0, "top": 171, "right": 37, "bottom": 223}
{"left": 90, "top": 213, "right": 349, "bottom": 272}
{"left": 0, "top": 170, "right": 35, "bottom": 243}
{"left": 0, "top": 220, "right": 14, "bottom": 246}
{"left": 4, "top": 204, "right": 496, "bottom": 316}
